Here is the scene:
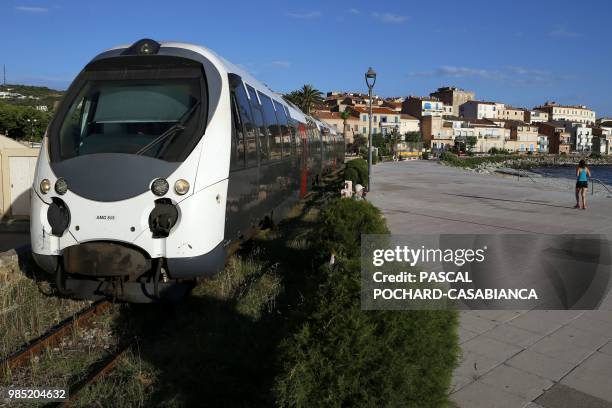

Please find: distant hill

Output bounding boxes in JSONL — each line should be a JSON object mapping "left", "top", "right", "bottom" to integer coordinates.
{"left": 0, "top": 84, "right": 65, "bottom": 110}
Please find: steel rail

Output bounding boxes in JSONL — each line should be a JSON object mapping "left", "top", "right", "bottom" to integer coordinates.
{"left": 0, "top": 300, "right": 113, "bottom": 376}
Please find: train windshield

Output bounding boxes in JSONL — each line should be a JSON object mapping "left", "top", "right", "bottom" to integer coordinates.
{"left": 52, "top": 56, "right": 206, "bottom": 162}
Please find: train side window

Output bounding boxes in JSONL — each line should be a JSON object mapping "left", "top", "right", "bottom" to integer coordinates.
{"left": 313, "top": 123, "right": 321, "bottom": 154}
{"left": 273, "top": 100, "right": 291, "bottom": 158}
{"left": 293, "top": 122, "right": 303, "bottom": 155}
{"left": 247, "top": 85, "right": 268, "bottom": 162}
{"left": 259, "top": 92, "right": 282, "bottom": 161}
{"left": 229, "top": 93, "right": 245, "bottom": 170}
{"left": 234, "top": 83, "right": 257, "bottom": 166}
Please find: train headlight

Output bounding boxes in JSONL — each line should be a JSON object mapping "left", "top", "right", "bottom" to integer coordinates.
{"left": 174, "top": 179, "right": 190, "bottom": 195}
{"left": 55, "top": 178, "right": 68, "bottom": 195}
{"left": 151, "top": 178, "right": 169, "bottom": 196}
{"left": 40, "top": 179, "right": 51, "bottom": 194}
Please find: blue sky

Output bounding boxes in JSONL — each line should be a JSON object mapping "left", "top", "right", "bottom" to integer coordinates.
{"left": 2, "top": 0, "right": 611, "bottom": 115}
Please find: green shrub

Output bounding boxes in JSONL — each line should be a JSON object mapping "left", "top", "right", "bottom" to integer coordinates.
{"left": 439, "top": 151, "right": 459, "bottom": 164}
{"left": 421, "top": 151, "right": 429, "bottom": 160}
{"left": 345, "top": 158, "right": 369, "bottom": 188}
{"left": 316, "top": 199, "right": 388, "bottom": 259}
{"left": 275, "top": 199, "right": 460, "bottom": 407}
{"left": 275, "top": 262, "right": 459, "bottom": 408}
{"left": 372, "top": 154, "right": 379, "bottom": 165}
{"left": 440, "top": 151, "right": 521, "bottom": 169}
{"left": 343, "top": 167, "right": 359, "bottom": 187}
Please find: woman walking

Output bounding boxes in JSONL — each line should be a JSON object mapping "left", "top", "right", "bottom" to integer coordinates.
{"left": 575, "top": 159, "right": 591, "bottom": 210}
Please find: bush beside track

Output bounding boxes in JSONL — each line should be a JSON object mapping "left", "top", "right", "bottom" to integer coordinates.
{"left": 275, "top": 198, "right": 460, "bottom": 407}
{"left": 343, "top": 158, "right": 369, "bottom": 188}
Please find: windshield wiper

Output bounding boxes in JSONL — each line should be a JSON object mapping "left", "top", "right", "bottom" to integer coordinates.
{"left": 136, "top": 101, "right": 201, "bottom": 156}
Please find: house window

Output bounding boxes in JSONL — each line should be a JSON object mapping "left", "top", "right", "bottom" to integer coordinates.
{"left": 363, "top": 127, "right": 367, "bottom": 133}
{"left": 520, "top": 143, "right": 525, "bottom": 151}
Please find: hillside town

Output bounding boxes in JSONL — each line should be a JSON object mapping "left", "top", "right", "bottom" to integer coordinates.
{"left": 314, "top": 86, "right": 612, "bottom": 156}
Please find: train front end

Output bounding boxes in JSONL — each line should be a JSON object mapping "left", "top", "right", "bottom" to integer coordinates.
{"left": 30, "top": 39, "right": 231, "bottom": 302}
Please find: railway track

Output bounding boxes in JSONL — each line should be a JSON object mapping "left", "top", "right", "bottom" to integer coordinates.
{"left": 1, "top": 299, "right": 113, "bottom": 375}
{"left": 0, "top": 299, "right": 121, "bottom": 405}
{"left": 1, "top": 229, "right": 263, "bottom": 405}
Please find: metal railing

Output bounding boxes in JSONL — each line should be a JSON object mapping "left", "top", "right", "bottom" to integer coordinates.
{"left": 514, "top": 168, "right": 537, "bottom": 183}
{"left": 590, "top": 178, "right": 612, "bottom": 196}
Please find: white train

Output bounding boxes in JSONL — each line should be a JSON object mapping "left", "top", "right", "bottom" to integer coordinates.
{"left": 31, "top": 39, "right": 344, "bottom": 302}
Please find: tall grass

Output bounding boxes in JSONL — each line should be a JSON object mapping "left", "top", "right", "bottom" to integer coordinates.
{"left": 0, "top": 255, "right": 89, "bottom": 360}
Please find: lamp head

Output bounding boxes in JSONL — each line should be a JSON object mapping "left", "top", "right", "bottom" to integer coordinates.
{"left": 365, "top": 67, "right": 377, "bottom": 88}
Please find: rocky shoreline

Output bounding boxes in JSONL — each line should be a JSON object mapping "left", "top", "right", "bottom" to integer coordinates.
{"left": 461, "top": 156, "right": 612, "bottom": 197}
{"left": 472, "top": 155, "right": 612, "bottom": 173}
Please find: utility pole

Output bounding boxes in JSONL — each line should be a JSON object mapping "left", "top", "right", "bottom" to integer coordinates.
{"left": 2, "top": 64, "right": 6, "bottom": 86}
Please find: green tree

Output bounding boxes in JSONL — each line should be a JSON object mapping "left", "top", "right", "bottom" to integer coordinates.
{"left": 466, "top": 136, "right": 477, "bottom": 152}
{"left": 351, "top": 134, "right": 368, "bottom": 154}
{"left": 405, "top": 131, "right": 421, "bottom": 142}
{"left": 340, "top": 109, "right": 351, "bottom": 140}
{"left": 283, "top": 85, "right": 324, "bottom": 115}
{"left": 282, "top": 90, "right": 302, "bottom": 107}
{"left": 0, "top": 102, "right": 50, "bottom": 141}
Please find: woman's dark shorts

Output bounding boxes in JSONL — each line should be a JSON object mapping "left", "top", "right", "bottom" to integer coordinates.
{"left": 576, "top": 181, "right": 588, "bottom": 189}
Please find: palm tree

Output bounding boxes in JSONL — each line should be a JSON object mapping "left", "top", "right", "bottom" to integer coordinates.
{"left": 340, "top": 109, "right": 351, "bottom": 140}
{"left": 299, "top": 85, "right": 324, "bottom": 114}
{"left": 283, "top": 85, "right": 324, "bottom": 115}
{"left": 283, "top": 91, "right": 302, "bottom": 108}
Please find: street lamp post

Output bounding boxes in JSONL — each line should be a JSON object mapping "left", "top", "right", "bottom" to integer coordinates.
{"left": 365, "top": 67, "right": 376, "bottom": 191}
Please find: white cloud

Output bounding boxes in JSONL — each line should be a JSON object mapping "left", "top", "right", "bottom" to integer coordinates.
{"left": 414, "top": 66, "right": 502, "bottom": 80}
{"left": 349, "top": 8, "right": 360, "bottom": 15}
{"left": 372, "top": 12, "right": 407, "bottom": 24}
{"left": 15, "top": 5, "right": 48, "bottom": 13}
{"left": 549, "top": 26, "right": 581, "bottom": 38}
{"left": 286, "top": 11, "right": 321, "bottom": 19}
{"left": 270, "top": 60, "right": 291, "bottom": 68}
{"left": 412, "top": 65, "right": 568, "bottom": 86}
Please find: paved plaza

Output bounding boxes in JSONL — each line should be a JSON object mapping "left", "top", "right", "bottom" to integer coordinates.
{"left": 369, "top": 160, "right": 612, "bottom": 408}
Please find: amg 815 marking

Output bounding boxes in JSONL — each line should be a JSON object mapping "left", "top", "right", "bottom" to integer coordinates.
{"left": 31, "top": 39, "right": 344, "bottom": 302}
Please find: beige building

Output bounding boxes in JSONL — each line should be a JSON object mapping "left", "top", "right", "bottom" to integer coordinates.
{"left": 399, "top": 114, "right": 420, "bottom": 135}
{"left": 421, "top": 116, "right": 510, "bottom": 152}
{"left": 349, "top": 106, "right": 401, "bottom": 136}
{"left": 314, "top": 111, "right": 360, "bottom": 144}
{"left": 325, "top": 92, "right": 383, "bottom": 112}
{"left": 382, "top": 100, "right": 403, "bottom": 112}
{"left": 498, "top": 106, "right": 526, "bottom": 122}
{"left": 421, "top": 116, "right": 455, "bottom": 150}
{"left": 457, "top": 119, "right": 510, "bottom": 153}
{"left": 524, "top": 110, "right": 549, "bottom": 123}
{"left": 430, "top": 86, "right": 475, "bottom": 116}
{"left": 538, "top": 123, "right": 571, "bottom": 154}
{"left": 402, "top": 96, "right": 448, "bottom": 119}
{"left": 459, "top": 101, "right": 505, "bottom": 120}
{"left": 534, "top": 102, "right": 596, "bottom": 125}
{"left": 592, "top": 128, "right": 612, "bottom": 155}
{"left": 504, "top": 121, "right": 539, "bottom": 153}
